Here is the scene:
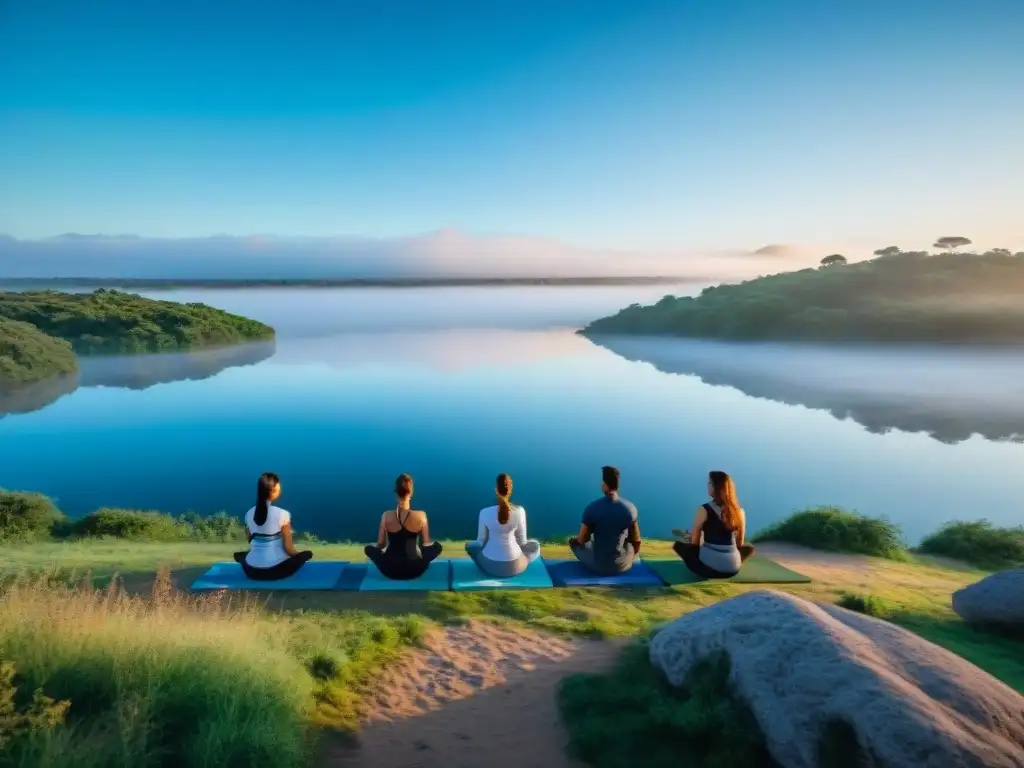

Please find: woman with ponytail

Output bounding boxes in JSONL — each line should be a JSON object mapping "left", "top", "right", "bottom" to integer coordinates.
{"left": 465, "top": 473, "right": 540, "bottom": 578}
{"left": 672, "top": 470, "right": 755, "bottom": 578}
{"left": 233, "top": 472, "right": 314, "bottom": 580}
{"left": 364, "top": 473, "right": 443, "bottom": 580}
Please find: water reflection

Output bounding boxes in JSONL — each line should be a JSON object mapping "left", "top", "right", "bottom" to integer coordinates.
{"left": 268, "top": 328, "right": 599, "bottom": 373}
{"left": 587, "top": 335, "right": 1024, "bottom": 444}
{"left": 0, "top": 373, "right": 79, "bottom": 416}
{"left": 0, "top": 341, "right": 276, "bottom": 417}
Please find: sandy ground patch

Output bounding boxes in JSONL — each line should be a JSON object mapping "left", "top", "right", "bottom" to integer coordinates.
{"left": 322, "top": 620, "right": 623, "bottom": 768}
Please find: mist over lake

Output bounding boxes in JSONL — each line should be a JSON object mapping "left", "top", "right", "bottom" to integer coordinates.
{"left": 2, "top": 285, "right": 1022, "bottom": 544}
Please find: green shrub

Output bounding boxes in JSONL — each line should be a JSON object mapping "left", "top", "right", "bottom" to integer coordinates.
{"left": 0, "top": 490, "right": 67, "bottom": 541}
{"left": 70, "top": 508, "right": 247, "bottom": 542}
{"left": 837, "top": 593, "right": 892, "bottom": 618}
{"left": 558, "top": 643, "right": 775, "bottom": 767}
{"left": 917, "top": 519, "right": 1024, "bottom": 570}
{"left": 754, "top": 507, "right": 907, "bottom": 560}
{"left": 71, "top": 507, "right": 184, "bottom": 540}
{"left": 0, "top": 575, "right": 311, "bottom": 767}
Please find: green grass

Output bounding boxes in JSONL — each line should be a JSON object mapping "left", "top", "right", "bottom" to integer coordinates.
{"left": 917, "top": 519, "right": 1024, "bottom": 570}
{"left": 559, "top": 643, "right": 777, "bottom": 768}
{"left": 753, "top": 506, "right": 908, "bottom": 560}
{"left": 1, "top": 521, "right": 1022, "bottom": 768}
{"left": 0, "top": 317, "right": 78, "bottom": 387}
{"left": 0, "top": 569, "right": 430, "bottom": 767}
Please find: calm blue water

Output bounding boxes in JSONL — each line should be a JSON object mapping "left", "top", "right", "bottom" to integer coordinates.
{"left": 2, "top": 285, "right": 1023, "bottom": 544}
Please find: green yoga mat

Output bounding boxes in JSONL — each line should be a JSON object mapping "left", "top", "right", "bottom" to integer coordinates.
{"left": 646, "top": 555, "right": 811, "bottom": 585}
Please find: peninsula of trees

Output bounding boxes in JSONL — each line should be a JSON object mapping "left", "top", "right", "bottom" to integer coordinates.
{"left": 0, "top": 289, "right": 274, "bottom": 387}
{"left": 582, "top": 245, "right": 1024, "bottom": 345}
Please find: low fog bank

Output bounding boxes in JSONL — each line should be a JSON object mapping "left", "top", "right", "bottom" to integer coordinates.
{"left": 0, "top": 230, "right": 838, "bottom": 281}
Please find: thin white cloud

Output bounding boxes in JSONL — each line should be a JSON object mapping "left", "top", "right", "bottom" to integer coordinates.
{"left": 0, "top": 229, "right": 792, "bottom": 280}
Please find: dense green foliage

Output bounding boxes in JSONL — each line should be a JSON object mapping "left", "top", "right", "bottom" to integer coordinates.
{"left": 753, "top": 507, "right": 908, "bottom": 560}
{"left": 0, "top": 490, "right": 68, "bottom": 542}
{"left": 918, "top": 519, "right": 1024, "bottom": 570}
{"left": 0, "top": 490, "right": 249, "bottom": 542}
{"left": 69, "top": 508, "right": 249, "bottom": 542}
{"left": 583, "top": 249, "right": 1024, "bottom": 343}
{"left": 559, "top": 644, "right": 776, "bottom": 768}
{"left": 0, "top": 318, "right": 77, "bottom": 387}
{"left": 837, "top": 592, "right": 894, "bottom": 618}
{"left": 0, "top": 289, "right": 274, "bottom": 354}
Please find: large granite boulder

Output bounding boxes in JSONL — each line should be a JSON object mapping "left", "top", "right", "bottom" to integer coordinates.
{"left": 953, "top": 569, "right": 1024, "bottom": 629}
{"left": 649, "top": 590, "right": 1024, "bottom": 768}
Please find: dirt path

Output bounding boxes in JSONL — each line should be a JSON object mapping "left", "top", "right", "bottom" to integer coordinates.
{"left": 321, "top": 620, "right": 624, "bottom": 768}
{"left": 315, "top": 544, "right": 969, "bottom": 767}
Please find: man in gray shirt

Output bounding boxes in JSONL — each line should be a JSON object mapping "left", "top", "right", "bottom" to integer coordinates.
{"left": 569, "top": 465, "right": 641, "bottom": 575}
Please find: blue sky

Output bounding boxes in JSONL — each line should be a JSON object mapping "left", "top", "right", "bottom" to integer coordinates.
{"left": 1, "top": 0, "right": 1022, "bottom": 250}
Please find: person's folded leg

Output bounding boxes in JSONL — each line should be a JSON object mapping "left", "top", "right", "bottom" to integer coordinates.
{"left": 239, "top": 550, "right": 312, "bottom": 581}
{"left": 364, "top": 544, "right": 385, "bottom": 568}
{"left": 570, "top": 539, "right": 598, "bottom": 572}
{"left": 474, "top": 552, "right": 528, "bottom": 578}
{"left": 674, "top": 541, "right": 713, "bottom": 578}
{"left": 739, "top": 544, "right": 756, "bottom": 562}
{"left": 673, "top": 542, "right": 738, "bottom": 579}
{"left": 233, "top": 551, "right": 248, "bottom": 564}
{"left": 421, "top": 541, "right": 443, "bottom": 564}
{"left": 520, "top": 540, "right": 541, "bottom": 562}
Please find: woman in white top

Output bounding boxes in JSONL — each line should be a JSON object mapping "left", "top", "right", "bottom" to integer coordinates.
{"left": 465, "top": 473, "right": 540, "bottom": 578}
{"left": 233, "top": 472, "right": 313, "bottom": 580}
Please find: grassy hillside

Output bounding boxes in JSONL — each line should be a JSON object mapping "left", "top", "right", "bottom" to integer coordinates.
{"left": 582, "top": 249, "right": 1024, "bottom": 343}
{"left": 0, "top": 289, "right": 274, "bottom": 355}
{"left": 1, "top": 492, "right": 1022, "bottom": 766}
{"left": 0, "top": 317, "right": 78, "bottom": 387}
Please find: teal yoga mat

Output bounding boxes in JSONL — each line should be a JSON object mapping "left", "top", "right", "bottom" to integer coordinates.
{"left": 190, "top": 561, "right": 347, "bottom": 590}
{"left": 358, "top": 559, "right": 452, "bottom": 591}
{"left": 450, "top": 557, "right": 553, "bottom": 591}
{"left": 647, "top": 556, "right": 811, "bottom": 585}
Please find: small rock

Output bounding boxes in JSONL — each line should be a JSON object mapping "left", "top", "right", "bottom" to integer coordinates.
{"left": 953, "top": 568, "right": 1024, "bottom": 629}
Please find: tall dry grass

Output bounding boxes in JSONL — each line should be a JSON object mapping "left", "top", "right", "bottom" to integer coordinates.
{"left": 0, "top": 569, "right": 312, "bottom": 767}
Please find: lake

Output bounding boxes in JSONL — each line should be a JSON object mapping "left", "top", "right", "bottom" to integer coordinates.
{"left": 2, "top": 285, "right": 1023, "bottom": 544}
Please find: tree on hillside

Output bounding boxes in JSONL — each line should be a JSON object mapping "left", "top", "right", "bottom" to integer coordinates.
{"left": 873, "top": 246, "right": 901, "bottom": 258}
{"left": 820, "top": 254, "right": 847, "bottom": 268}
{"left": 989, "top": 248, "right": 1013, "bottom": 257}
{"left": 933, "top": 236, "right": 972, "bottom": 254}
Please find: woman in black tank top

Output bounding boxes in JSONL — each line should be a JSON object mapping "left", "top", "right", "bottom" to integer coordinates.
{"left": 673, "top": 471, "right": 756, "bottom": 579}
{"left": 364, "top": 473, "right": 443, "bottom": 580}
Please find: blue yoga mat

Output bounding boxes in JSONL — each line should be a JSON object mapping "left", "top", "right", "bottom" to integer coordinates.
{"left": 450, "top": 557, "right": 553, "bottom": 591}
{"left": 545, "top": 559, "right": 667, "bottom": 588}
{"left": 358, "top": 559, "right": 452, "bottom": 591}
{"left": 334, "top": 563, "right": 368, "bottom": 591}
{"left": 190, "top": 561, "right": 347, "bottom": 590}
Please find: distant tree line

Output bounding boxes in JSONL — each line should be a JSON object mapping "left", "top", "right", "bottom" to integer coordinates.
{"left": 586, "top": 242, "right": 1024, "bottom": 344}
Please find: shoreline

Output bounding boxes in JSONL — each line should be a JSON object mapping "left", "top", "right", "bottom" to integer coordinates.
{"left": 0, "top": 276, "right": 705, "bottom": 290}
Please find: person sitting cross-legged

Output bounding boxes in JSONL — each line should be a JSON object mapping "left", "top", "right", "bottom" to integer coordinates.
{"left": 465, "top": 473, "right": 541, "bottom": 578}
{"left": 672, "top": 470, "right": 755, "bottom": 579}
{"left": 233, "top": 472, "right": 314, "bottom": 580}
{"left": 569, "top": 465, "right": 641, "bottom": 575}
{"left": 364, "top": 473, "right": 443, "bottom": 580}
